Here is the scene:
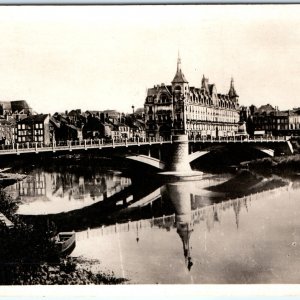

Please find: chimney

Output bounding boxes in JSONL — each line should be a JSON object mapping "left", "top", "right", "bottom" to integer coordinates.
{"left": 100, "top": 113, "right": 105, "bottom": 123}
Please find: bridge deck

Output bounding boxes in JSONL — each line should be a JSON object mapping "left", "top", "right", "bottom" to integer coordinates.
{"left": 0, "top": 137, "right": 289, "bottom": 156}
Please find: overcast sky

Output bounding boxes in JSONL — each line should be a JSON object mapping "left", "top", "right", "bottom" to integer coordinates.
{"left": 0, "top": 5, "right": 300, "bottom": 114}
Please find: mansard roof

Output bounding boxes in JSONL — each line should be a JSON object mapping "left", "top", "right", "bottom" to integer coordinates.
{"left": 147, "top": 87, "right": 158, "bottom": 96}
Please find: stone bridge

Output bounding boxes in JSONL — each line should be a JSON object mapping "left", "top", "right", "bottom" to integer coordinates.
{"left": 0, "top": 135, "right": 293, "bottom": 173}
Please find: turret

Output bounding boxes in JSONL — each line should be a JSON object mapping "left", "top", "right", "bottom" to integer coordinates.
{"left": 228, "top": 77, "right": 239, "bottom": 101}
{"left": 201, "top": 75, "right": 209, "bottom": 93}
{"left": 172, "top": 53, "right": 189, "bottom": 99}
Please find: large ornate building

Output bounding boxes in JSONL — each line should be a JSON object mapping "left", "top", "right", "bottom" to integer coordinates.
{"left": 144, "top": 55, "right": 240, "bottom": 138}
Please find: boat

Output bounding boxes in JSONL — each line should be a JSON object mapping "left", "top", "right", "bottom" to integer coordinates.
{"left": 0, "top": 212, "right": 14, "bottom": 229}
{"left": 55, "top": 232, "right": 76, "bottom": 255}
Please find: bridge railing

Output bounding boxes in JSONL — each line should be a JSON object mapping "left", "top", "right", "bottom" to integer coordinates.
{"left": 188, "top": 135, "right": 288, "bottom": 143}
{"left": 0, "top": 136, "right": 173, "bottom": 155}
{"left": 0, "top": 135, "right": 289, "bottom": 155}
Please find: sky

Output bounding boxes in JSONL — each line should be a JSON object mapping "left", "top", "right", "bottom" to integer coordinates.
{"left": 0, "top": 5, "right": 300, "bottom": 114}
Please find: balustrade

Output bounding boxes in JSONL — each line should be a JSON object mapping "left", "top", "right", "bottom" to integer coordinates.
{"left": 0, "top": 135, "right": 292, "bottom": 155}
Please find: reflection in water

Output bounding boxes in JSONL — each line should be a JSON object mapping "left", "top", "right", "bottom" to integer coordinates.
{"left": 75, "top": 175, "right": 259, "bottom": 277}
{"left": 5, "top": 161, "right": 299, "bottom": 283}
{"left": 162, "top": 180, "right": 250, "bottom": 271}
{"left": 5, "top": 169, "right": 131, "bottom": 214}
{"left": 73, "top": 173, "right": 296, "bottom": 284}
{"left": 164, "top": 182, "right": 195, "bottom": 271}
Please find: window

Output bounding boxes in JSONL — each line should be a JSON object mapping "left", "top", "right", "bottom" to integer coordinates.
{"left": 160, "top": 94, "right": 168, "bottom": 103}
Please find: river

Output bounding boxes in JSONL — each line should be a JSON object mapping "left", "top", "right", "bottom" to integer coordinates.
{"left": 4, "top": 158, "right": 300, "bottom": 284}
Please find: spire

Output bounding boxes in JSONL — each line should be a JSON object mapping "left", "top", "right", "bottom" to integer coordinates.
{"left": 201, "top": 74, "right": 209, "bottom": 92}
{"left": 229, "top": 77, "right": 238, "bottom": 98}
{"left": 177, "top": 221, "right": 194, "bottom": 271}
{"left": 172, "top": 52, "right": 188, "bottom": 84}
{"left": 233, "top": 199, "right": 241, "bottom": 230}
{"left": 177, "top": 50, "right": 181, "bottom": 71}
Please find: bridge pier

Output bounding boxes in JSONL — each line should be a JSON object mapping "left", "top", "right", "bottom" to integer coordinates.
{"left": 166, "top": 135, "right": 192, "bottom": 172}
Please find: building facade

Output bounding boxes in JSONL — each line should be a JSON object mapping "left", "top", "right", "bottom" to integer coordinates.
{"left": 288, "top": 108, "right": 300, "bottom": 135}
{"left": 245, "top": 104, "right": 293, "bottom": 137}
{"left": 144, "top": 56, "right": 240, "bottom": 138}
{"left": 0, "top": 119, "right": 17, "bottom": 145}
{"left": 17, "top": 114, "right": 53, "bottom": 145}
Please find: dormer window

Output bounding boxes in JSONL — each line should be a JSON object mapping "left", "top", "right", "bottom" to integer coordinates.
{"left": 160, "top": 94, "right": 168, "bottom": 103}
{"left": 147, "top": 96, "right": 153, "bottom": 103}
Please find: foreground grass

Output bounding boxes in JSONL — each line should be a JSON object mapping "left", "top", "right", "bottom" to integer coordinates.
{"left": 0, "top": 187, "right": 127, "bottom": 285}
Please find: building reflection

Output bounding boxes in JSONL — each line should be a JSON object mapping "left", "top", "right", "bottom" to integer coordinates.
{"left": 163, "top": 182, "right": 197, "bottom": 271}
{"left": 160, "top": 180, "right": 249, "bottom": 271}
{"left": 6, "top": 169, "right": 131, "bottom": 204}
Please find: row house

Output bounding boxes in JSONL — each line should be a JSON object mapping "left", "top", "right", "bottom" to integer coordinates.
{"left": 17, "top": 114, "right": 54, "bottom": 145}
{"left": 0, "top": 118, "right": 17, "bottom": 145}
{"left": 144, "top": 55, "right": 240, "bottom": 139}
{"left": 82, "top": 114, "right": 113, "bottom": 139}
{"left": 288, "top": 108, "right": 300, "bottom": 135}
{"left": 0, "top": 100, "right": 32, "bottom": 144}
{"left": 242, "top": 104, "right": 300, "bottom": 137}
{"left": 111, "top": 122, "right": 130, "bottom": 140}
{"left": 128, "top": 119, "right": 146, "bottom": 140}
{"left": 51, "top": 114, "right": 82, "bottom": 142}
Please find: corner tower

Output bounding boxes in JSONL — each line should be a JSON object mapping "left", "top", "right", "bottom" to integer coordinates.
{"left": 172, "top": 53, "right": 189, "bottom": 101}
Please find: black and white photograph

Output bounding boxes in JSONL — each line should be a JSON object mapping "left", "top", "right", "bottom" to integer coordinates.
{"left": 1, "top": 4, "right": 300, "bottom": 290}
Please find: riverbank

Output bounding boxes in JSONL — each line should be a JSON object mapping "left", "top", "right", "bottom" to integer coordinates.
{"left": 0, "top": 187, "right": 128, "bottom": 285}
{"left": 207, "top": 169, "right": 288, "bottom": 197}
{"left": 242, "top": 154, "right": 300, "bottom": 177}
{"left": 9, "top": 257, "right": 127, "bottom": 285}
{"left": 0, "top": 172, "right": 26, "bottom": 187}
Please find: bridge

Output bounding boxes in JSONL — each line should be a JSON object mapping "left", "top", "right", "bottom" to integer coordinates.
{"left": 0, "top": 135, "right": 293, "bottom": 173}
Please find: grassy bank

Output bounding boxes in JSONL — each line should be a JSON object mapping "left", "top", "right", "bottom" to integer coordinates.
{"left": 245, "top": 154, "right": 300, "bottom": 177}
{"left": 0, "top": 188, "right": 127, "bottom": 285}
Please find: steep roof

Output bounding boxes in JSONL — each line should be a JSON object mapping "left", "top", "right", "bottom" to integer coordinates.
{"left": 257, "top": 104, "right": 275, "bottom": 113}
{"left": 172, "top": 55, "right": 188, "bottom": 84}
{"left": 228, "top": 78, "right": 238, "bottom": 98}
{"left": 11, "top": 100, "right": 31, "bottom": 112}
{"left": 17, "top": 114, "right": 48, "bottom": 125}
